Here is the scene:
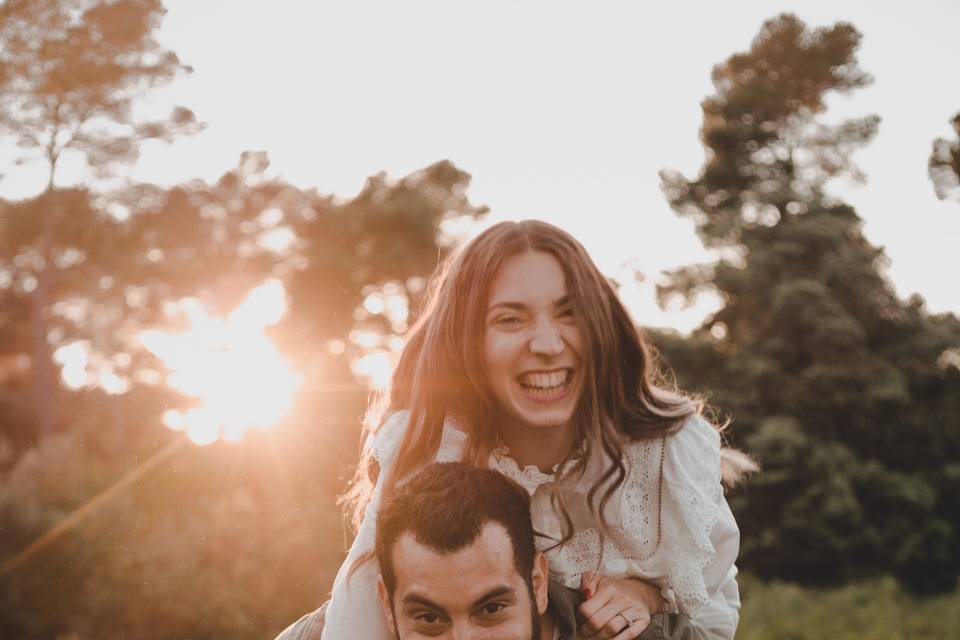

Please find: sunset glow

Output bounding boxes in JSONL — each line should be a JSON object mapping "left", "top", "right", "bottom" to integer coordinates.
{"left": 139, "top": 279, "right": 302, "bottom": 445}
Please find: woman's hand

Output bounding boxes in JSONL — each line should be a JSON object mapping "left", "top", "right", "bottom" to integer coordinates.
{"left": 576, "top": 572, "right": 665, "bottom": 640}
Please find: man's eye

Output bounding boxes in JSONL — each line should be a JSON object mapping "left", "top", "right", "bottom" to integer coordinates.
{"left": 480, "top": 602, "right": 508, "bottom": 616}
{"left": 415, "top": 612, "right": 442, "bottom": 624}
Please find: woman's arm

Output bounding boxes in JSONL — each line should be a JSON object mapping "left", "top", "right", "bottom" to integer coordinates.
{"left": 660, "top": 415, "right": 741, "bottom": 640}
{"left": 320, "top": 412, "right": 410, "bottom": 640}
{"left": 688, "top": 500, "right": 740, "bottom": 640}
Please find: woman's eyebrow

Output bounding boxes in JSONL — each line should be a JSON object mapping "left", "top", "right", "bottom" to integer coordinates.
{"left": 488, "top": 296, "right": 570, "bottom": 312}
{"left": 487, "top": 301, "right": 527, "bottom": 312}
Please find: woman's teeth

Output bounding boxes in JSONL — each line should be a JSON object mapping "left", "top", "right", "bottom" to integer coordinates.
{"left": 518, "top": 370, "right": 570, "bottom": 391}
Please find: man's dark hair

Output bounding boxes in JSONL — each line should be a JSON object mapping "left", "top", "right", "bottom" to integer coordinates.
{"left": 375, "top": 462, "right": 536, "bottom": 596}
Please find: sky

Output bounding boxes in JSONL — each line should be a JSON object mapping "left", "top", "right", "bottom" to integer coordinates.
{"left": 3, "top": 0, "right": 958, "bottom": 331}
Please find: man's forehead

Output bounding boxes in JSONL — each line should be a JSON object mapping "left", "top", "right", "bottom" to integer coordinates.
{"left": 391, "top": 522, "right": 521, "bottom": 603}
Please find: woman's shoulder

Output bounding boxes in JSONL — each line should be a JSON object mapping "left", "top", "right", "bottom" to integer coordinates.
{"left": 621, "top": 413, "right": 720, "bottom": 459}
{"left": 369, "top": 410, "right": 467, "bottom": 466}
{"left": 660, "top": 412, "right": 723, "bottom": 496}
{"left": 670, "top": 412, "right": 722, "bottom": 453}
{"left": 619, "top": 413, "right": 722, "bottom": 500}
{"left": 370, "top": 409, "right": 411, "bottom": 464}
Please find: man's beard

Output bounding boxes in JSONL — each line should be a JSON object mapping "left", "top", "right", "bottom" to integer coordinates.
{"left": 390, "top": 581, "right": 542, "bottom": 640}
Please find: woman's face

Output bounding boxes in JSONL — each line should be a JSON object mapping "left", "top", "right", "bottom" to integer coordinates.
{"left": 482, "top": 250, "right": 585, "bottom": 434}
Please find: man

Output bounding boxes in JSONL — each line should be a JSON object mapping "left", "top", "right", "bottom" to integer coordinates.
{"left": 276, "top": 462, "right": 703, "bottom": 639}
{"left": 375, "top": 461, "right": 557, "bottom": 639}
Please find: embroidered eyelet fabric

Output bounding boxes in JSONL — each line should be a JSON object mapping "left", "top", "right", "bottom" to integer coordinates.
{"left": 486, "top": 415, "right": 725, "bottom": 617}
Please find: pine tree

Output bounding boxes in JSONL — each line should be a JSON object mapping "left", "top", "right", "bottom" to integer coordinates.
{"left": 655, "top": 14, "right": 960, "bottom": 593}
{"left": 929, "top": 112, "right": 960, "bottom": 203}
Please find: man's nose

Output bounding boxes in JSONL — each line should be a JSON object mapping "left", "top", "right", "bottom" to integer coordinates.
{"left": 529, "top": 317, "right": 564, "bottom": 356}
{"left": 449, "top": 627, "right": 484, "bottom": 640}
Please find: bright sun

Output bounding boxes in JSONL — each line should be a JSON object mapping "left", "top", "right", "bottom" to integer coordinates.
{"left": 138, "top": 279, "right": 303, "bottom": 445}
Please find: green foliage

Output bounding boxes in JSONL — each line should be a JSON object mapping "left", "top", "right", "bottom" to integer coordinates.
{"left": 0, "top": 149, "right": 487, "bottom": 635}
{"left": 0, "top": 388, "right": 365, "bottom": 639}
{"left": 281, "top": 158, "right": 488, "bottom": 381}
{"left": 0, "top": 0, "right": 200, "bottom": 179}
{"left": 655, "top": 13, "right": 960, "bottom": 594}
{"left": 659, "top": 13, "right": 879, "bottom": 249}
{"left": 0, "top": 0, "right": 201, "bottom": 436}
{"left": 0, "top": 6, "right": 486, "bottom": 626}
{"left": 738, "top": 574, "right": 960, "bottom": 640}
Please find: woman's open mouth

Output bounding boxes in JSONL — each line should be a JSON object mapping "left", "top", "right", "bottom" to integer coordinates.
{"left": 517, "top": 368, "right": 574, "bottom": 402}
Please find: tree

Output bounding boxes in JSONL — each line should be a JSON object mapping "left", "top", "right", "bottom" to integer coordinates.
{"left": 281, "top": 159, "right": 488, "bottom": 389}
{"left": 929, "top": 112, "right": 960, "bottom": 203}
{"left": 0, "top": 0, "right": 200, "bottom": 435}
{"left": 0, "top": 160, "right": 489, "bottom": 639}
{"left": 655, "top": 14, "right": 960, "bottom": 593}
{"left": 0, "top": 189, "right": 123, "bottom": 446}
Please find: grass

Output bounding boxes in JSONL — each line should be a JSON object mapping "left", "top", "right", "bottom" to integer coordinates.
{"left": 737, "top": 574, "right": 960, "bottom": 639}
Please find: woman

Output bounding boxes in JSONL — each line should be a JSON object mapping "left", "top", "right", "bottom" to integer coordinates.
{"left": 323, "top": 220, "right": 746, "bottom": 640}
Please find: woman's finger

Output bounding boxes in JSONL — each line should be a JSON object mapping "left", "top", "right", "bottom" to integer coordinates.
{"left": 580, "top": 570, "right": 601, "bottom": 600}
{"left": 578, "top": 577, "right": 614, "bottom": 623}
{"left": 580, "top": 598, "right": 631, "bottom": 639}
{"left": 577, "top": 575, "right": 658, "bottom": 639}
{"left": 578, "top": 599, "right": 616, "bottom": 638}
{"left": 609, "top": 614, "right": 652, "bottom": 640}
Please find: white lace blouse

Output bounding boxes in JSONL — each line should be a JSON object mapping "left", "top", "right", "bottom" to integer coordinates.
{"left": 321, "top": 411, "right": 741, "bottom": 640}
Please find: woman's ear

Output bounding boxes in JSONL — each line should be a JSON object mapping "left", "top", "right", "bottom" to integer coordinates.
{"left": 532, "top": 551, "right": 550, "bottom": 615}
{"left": 377, "top": 575, "right": 396, "bottom": 629}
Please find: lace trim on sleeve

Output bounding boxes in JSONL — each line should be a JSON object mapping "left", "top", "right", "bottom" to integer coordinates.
{"left": 660, "top": 414, "right": 723, "bottom": 616}
{"left": 543, "top": 527, "right": 623, "bottom": 588}
{"left": 621, "top": 437, "right": 666, "bottom": 555}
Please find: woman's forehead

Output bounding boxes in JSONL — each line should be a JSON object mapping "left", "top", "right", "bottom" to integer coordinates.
{"left": 487, "top": 251, "right": 568, "bottom": 306}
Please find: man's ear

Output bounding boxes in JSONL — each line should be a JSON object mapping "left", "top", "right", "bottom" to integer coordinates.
{"left": 531, "top": 551, "right": 549, "bottom": 616}
{"left": 377, "top": 574, "right": 396, "bottom": 629}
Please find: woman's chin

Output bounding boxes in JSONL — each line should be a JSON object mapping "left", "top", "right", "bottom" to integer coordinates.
{"left": 508, "top": 395, "right": 578, "bottom": 431}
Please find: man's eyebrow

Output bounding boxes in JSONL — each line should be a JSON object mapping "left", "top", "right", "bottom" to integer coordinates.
{"left": 471, "top": 585, "right": 516, "bottom": 608}
{"left": 401, "top": 593, "right": 444, "bottom": 610}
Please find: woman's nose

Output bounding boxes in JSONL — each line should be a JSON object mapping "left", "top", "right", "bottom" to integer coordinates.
{"left": 529, "top": 318, "right": 564, "bottom": 355}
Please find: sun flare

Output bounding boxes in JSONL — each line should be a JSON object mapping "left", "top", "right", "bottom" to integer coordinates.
{"left": 139, "top": 279, "right": 303, "bottom": 445}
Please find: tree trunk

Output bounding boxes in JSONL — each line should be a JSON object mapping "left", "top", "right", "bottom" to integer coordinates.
{"left": 29, "top": 197, "right": 59, "bottom": 437}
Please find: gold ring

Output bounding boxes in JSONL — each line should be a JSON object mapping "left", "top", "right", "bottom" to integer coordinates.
{"left": 616, "top": 612, "right": 633, "bottom": 627}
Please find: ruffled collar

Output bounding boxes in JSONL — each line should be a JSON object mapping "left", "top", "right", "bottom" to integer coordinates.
{"left": 488, "top": 443, "right": 583, "bottom": 495}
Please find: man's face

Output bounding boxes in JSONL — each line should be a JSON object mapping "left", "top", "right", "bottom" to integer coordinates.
{"left": 378, "top": 523, "right": 549, "bottom": 640}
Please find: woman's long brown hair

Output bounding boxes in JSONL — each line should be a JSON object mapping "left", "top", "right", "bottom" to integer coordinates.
{"left": 343, "top": 220, "right": 706, "bottom": 552}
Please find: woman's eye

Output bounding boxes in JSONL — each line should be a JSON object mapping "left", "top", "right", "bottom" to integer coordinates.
{"left": 496, "top": 316, "right": 522, "bottom": 326}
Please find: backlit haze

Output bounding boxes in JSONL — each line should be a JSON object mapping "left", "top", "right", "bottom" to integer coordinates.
{"left": 138, "top": 280, "right": 302, "bottom": 445}
{"left": 9, "top": 1, "right": 960, "bottom": 444}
